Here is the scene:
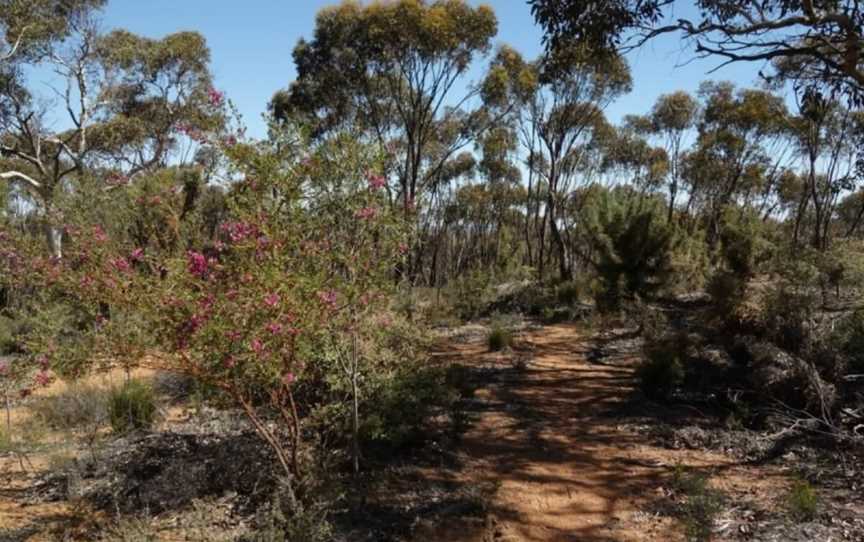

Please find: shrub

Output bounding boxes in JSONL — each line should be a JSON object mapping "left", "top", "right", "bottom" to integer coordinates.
{"left": 0, "top": 315, "right": 23, "bottom": 354}
{"left": 670, "top": 466, "right": 725, "bottom": 542}
{"left": 762, "top": 286, "right": 818, "bottom": 353}
{"left": 717, "top": 208, "right": 772, "bottom": 278}
{"left": 556, "top": 281, "right": 580, "bottom": 305}
{"left": 361, "top": 365, "right": 458, "bottom": 450}
{"left": 637, "top": 340, "right": 685, "bottom": 401}
{"left": 98, "top": 516, "right": 158, "bottom": 542}
{"left": 12, "top": 113, "right": 412, "bottom": 503}
{"left": 786, "top": 479, "right": 818, "bottom": 522}
{"left": 28, "top": 382, "right": 109, "bottom": 431}
{"left": 541, "top": 306, "right": 578, "bottom": 324}
{"left": 108, "top": 379, "right": 157, "bottom": 434}
{"left": 244, "top": 488, "right": 333, "bottom": 542}
{"left": 586, "top": 197, "right": 676, "bottom": 311}
{"left": 706, "top": 270, "right": 757, "bottom": 331}
{"left": 487, "top": 325, "right": 512, "bottom": 352}
{"left": 487, "top": 281, "right": 556, "bottom": 316}
{"left": 448, "top": 270, "right": 494, "bottom": 320}
{"left": 833, "top": 308, "right": 864, "bottom": 374}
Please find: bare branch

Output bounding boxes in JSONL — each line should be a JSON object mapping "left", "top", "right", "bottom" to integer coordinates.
{"left": 0, "top": 170, "right": 42, "bottom": 189}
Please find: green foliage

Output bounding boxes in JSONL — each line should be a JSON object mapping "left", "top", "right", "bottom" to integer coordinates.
{"left": 0, "top": 0, "right": 106, "bottom": 61}
{"left": 706, "top": 271, "right": 749, "bottom": 328}
{"left": 0, "top": 314, "right": 22, "bottom": 354}
{"left": 670, "top": 466, "right": 725, "bottom": 542}
{"left": 817, "top": 240, "right": 864, "bottom": 297}
{"left": 832, "top": 308, "right": 864, "bottom": 374}
{"left": 762, "top": 286, "right": 818, "bottom": 353}
{"left": 786, "top": 479, "right": 818, "bottom": 522}
{"left": 361, "top": 364, "right": 458, "bottom": 450}
{"left": 707, "top": 210, "right": 774, "bottom": 328}
{"left": 487, "top": 325, "right": 512, "bottom": 352}
{"left": 584, "top": 188, "right": 675, "bottom": 311}
{"left": 447, "top": 270, "right": 495, "bottom": 320}
{"left": 668, "top": 227, "right": 711, "bottom": 292}
{"left": 717, "top": 209, "right": 772, "bottom": 278}
{"left": 637, "top": 338, "right": 685, "bottom": 402}
{"left": 278, "top": 0, "right": 499, "bottom": 228}
{"left": 555, "top": 281, "right": 580, "bottom": 305}
{"left": 108, "top": 379, "right": 157, "bottom": 434}
{"left": 245, "top": 492, "right": 333, "bottom": 542}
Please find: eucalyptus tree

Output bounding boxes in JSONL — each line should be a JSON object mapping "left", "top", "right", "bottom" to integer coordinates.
{"left": 273, "top": 0, "right": 498, "bottom": 219}
{"left": 682, "top": 82, "right": 792, "bottom": 243}
{"left": 490, "top": 44, "right": 631, "bottom": 281}
{"left": 0, "top": 12, "right": 220, "bottom": 257}
{"left": 530, "top": 0, "right": 864, "bottom": 105}
{"left": 627, "top": 91, "right": 698, "bottom": 223}
{"left": 602, "top": 124, "right": 669, "bottom": 212}
{"left": 790, "top": 92, "right": 863, "bottom": 249}
{"left": 1, "top": 0, "right": 105, "bottom": 64}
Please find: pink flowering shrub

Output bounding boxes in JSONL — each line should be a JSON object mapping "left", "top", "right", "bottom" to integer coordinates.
{"left": 3, "top": 128, "right": 408, "bottom": 502}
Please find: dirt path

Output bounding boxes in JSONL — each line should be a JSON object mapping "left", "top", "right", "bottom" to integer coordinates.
{"left": 430, "top": 323, "right": 792, "bottom": 542}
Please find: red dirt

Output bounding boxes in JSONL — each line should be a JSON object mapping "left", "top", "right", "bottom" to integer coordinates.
{"left": 422, "top": 323, "right": 796, "bottom": 542}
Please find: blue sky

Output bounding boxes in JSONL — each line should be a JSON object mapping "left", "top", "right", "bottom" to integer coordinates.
{"left": 97, "top": 1, "right": 771, "bottom": 138}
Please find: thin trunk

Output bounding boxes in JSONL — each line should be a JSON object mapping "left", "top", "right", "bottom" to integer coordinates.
{"left": 350, "top": 332, "right": 360, "bottom": 475}
{"left": 547, "top": 193, "right": 571, "bottom": 281}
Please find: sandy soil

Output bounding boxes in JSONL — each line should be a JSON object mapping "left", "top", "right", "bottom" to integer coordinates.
{"left": 0, "top": 324, "right": 837, "bottom": 541}
{"left": 423, "top": 323, "right": 797, "bottom": 542}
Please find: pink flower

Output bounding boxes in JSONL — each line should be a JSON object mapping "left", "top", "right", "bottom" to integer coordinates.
{"left": 226, "top": 330, "right": 242, "bottom": 342}
{"left": 107, "top": 173, "right": 129, "bottom": 186}
{"left": 130, "top": 248, "right": 144, "bottom": 262}
{"left": 250, "top": 338, "right": 265, "bottom": 355}
{"left": 188, "top": 312, "right": 208, "bottom": 332}
{"left": 367, "top": 173, "right": 387, "bottom": 190}
{"left": 224, "top": 135, "right": 237, "bottom": 147}
{"left": 355, "top": 206, "right": 377, "bottom": 220}
{"left": 281, "top": 372, "right": 295, "bottom": 386}
{"left": 263, "top": 292, "right": 280, "bottom": 308}
{"left": 34, "top": 370, "right": 52, "bottom": 387}
{"left": 318, "top": 290, "right": 338, "bottom": 310}
{"left": 266, "top": 321, "right": 283, "bottom": 335}
{"left": 187, "top": 251, "right": 208, "bottom": 278}
{"left": 93, "top": 225, "right": 108, "bottom": 243}
{"left": 111, "top": 257, "right": 131, "bottom": 273}
{"left": 221, "top": 221, "right": 258, "bottom": 243}
{"left": 398, "top": 242, "right": 409, "bottom": 254}
{"left": 208, "top": 88, "right": 224, "bottom": 106}
{"left": 223, "top": 356, "right": 237, "bottom": 368}
{"left": 198, "top": 294, "right": 215, "bottom": 311}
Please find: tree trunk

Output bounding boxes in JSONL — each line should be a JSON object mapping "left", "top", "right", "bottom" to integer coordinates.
{"left": 547, "top": 193, "right": 571, "bottom": 282}
{"left": 350, "top": 333, "right": 360, "bottom": 474}
{"left": 667, "top": 179, "right": 677, "bottom": 224}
